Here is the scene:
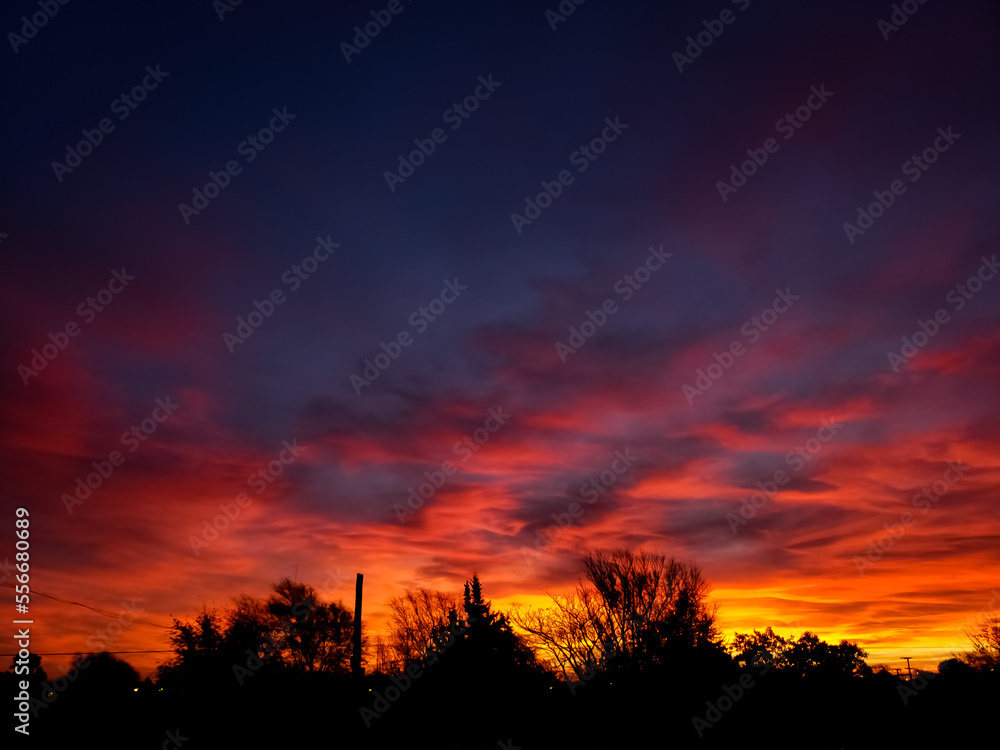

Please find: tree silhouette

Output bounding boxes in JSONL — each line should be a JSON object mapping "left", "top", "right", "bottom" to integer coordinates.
{"left": 386, "top": 587, "right": 459, "bottom": 669}
{"left": 421, "top": 574, "right": 543, "bottom": 685}
{"left": 510, "top": 548, "right": 720, "bottom": 678}
{"left": 159, "top": 578, "right": 359, "bottom": 690}
{"left": 371, "top": 634, "right": 399, "bottom": 675}
{"left": 963, "top": 607, "right": 1000, "bottom": 670}
{"left": 783, "top": 632, "right": 872, "bottom": 679}
{"left": 508, "top": 591, "right": 606, "bottom": 682}
{"left": 136, "top": 566, "right": 1000, "bottom": 749}
{"left": 265, "top": 577, "right": 357, "bottom": 674}
{"left": 157, "top": 607, "right": 231, "bottom": 690}
{"left": 938, "top": 657, "right": 974, "bottom": 676}
{"left": 63, "top": 651, "right": 140, "bottom": 699}
{"left": 732, "top": 627, "right": 792, "bottom": 671}
{"left": 732, "top": 629, "right": 872, "bottom": 679}
{"left": 462, "top": 574, "right": 541, "bottom": 678}
{"left": 226, "top": 593, "right": 281, "bottom": 669}
{"left": 583, "top": 548, "right": 720, "bottom": 668}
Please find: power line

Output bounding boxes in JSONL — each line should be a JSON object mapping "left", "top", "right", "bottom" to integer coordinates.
{"left": 0, "top": 650, "right": 174, "bottom": 656}
{"left": 0, "top": 581, "right": 169, "bottom": 628}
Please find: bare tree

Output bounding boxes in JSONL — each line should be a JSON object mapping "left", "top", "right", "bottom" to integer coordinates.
{"left": 508, "top": 590, "right": 606, "bottom": 682}
{"left": 509, "top": 548, "right": 719, "bottom": 679}
{"left": 580, "top": 548, "right": 718, "bottom": 665}
{"left": 964, "top": 608, "right": 1000, "bottom": 670}
{"left": 372, "top": 635, "right": 400, "bottom": 675}
{"left": 386, "top": 588, "right": 460, "bottom": 668}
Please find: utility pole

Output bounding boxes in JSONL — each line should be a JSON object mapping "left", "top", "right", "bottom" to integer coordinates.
{"left": 352, "top": 573, "right": 364, "bottom": 681}
{"left": 899, "top": 656, "right": 913, "bottom": 680}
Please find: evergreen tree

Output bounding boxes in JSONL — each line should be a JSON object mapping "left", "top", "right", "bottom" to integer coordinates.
{"left": 424, "top": 574, "right": 544, "bottom": 683}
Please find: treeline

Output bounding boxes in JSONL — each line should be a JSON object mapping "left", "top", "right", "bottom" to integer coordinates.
{"left": 7, "top": 548, "right": 999, "bottom": 749}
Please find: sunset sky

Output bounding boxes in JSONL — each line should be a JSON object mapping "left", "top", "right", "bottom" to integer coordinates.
{"left": 2, "top": 0, "right": 999, "bottom": 679}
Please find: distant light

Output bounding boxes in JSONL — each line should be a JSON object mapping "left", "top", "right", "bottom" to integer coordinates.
{"left": 133, "top": 688, "right": 139, "bottom": 692}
